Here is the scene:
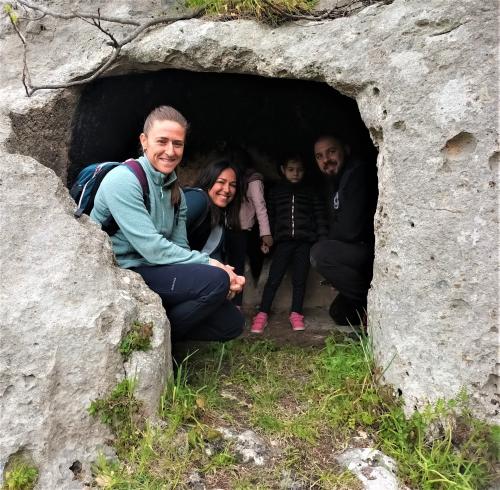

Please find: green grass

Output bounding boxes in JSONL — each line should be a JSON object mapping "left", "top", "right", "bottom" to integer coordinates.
{"left": 119, "top": 321, "right": 154, "bottom": 360}
{"left": 88, "top": 378, "right": 143, "bottom": 453}
{"left": 185, "top": 0, "right": 318, "bottom": 24}
{"left": 2, "top": 455, "right": 38, "bottom": 490}
{"left": 90, "top": 336, "right": 498, "bottom": 489}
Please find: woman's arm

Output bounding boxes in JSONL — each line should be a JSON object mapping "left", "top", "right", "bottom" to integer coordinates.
{"left": 93, "top": 168, "right": 209, "bottom": 265}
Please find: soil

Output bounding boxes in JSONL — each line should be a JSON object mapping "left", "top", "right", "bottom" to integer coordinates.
{"left": 240, "top": 306, "right": 363, "bottom": 348}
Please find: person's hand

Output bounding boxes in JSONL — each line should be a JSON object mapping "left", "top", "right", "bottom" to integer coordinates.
{"left": 228, "top": 271, "right": 245, "bottom": 293}
{"left": 209, "top": 259, "right": 245, "bottom": 293}
{"left": 261, "top": 235, "right": 273, "bottom": 247}
{"left": 261, "top": 243, "right": 270, "bottom": 254}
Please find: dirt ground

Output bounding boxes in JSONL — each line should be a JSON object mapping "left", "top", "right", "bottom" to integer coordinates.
{"left": 239, "top": 306, "right": 361, "bottom": 348}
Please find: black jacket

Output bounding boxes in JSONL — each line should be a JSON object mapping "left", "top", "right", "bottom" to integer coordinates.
{"left": 326, "top": 158, "right": 377, "bottom": 245}
{"left": 268, "top": 180, "right": 328, "bottom": 243}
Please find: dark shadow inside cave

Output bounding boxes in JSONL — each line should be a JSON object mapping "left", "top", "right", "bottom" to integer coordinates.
{"left": 68, "top": 69, "right": 377, "bottom": 187}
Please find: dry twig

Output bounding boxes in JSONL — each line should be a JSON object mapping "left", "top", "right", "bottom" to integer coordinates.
{"left": 6, "top": 0, "right": 390, "bottom": 96}
{"left": 8, "top": 1, "right": 205, "bottom": 96}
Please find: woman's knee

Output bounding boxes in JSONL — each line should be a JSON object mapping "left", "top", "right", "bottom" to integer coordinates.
{"left": 205, "top": 266, "right": 230, "bottom": 298}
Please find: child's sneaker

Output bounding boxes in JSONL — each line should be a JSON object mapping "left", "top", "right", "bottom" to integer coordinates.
{"left": 289, "top": 312, "right": 305, "bottom": 331}
{"left": 250, "top": 312, "right": 268, "bottom": 334}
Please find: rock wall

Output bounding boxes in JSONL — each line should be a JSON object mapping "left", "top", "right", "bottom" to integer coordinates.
{"left": 119, "top": 0, "right": 498, "bottom": 421}
{"left": 0, "top": 2, "right": 498, "bottom": 487}
{"left": 0, "top": 153, "right": 172, "bottom": 488}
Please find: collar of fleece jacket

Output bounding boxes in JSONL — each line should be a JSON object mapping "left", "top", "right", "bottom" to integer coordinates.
{"left": 138, "top": 155, "right": 178, "bottom": 189}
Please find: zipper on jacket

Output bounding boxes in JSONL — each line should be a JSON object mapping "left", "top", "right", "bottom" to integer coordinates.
{"left": 291, "top": 193, "right": 295, "bottom": 238}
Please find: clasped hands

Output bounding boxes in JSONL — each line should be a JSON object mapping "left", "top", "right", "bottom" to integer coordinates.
{"left": 209, "top": 258, "right": 245, "bottom": 300}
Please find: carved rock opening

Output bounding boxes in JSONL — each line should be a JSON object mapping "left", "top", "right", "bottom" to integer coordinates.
{"left": 68, "top": 68, "right": 377, "bottom": 187}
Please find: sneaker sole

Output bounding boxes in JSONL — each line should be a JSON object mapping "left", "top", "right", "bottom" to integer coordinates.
{"left": 250, "top": 323, "right": 267, "bottom": 334}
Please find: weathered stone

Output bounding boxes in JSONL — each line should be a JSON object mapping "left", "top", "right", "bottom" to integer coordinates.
{"left": 0, "top": 153, "right": 171, "bottom": 488}
{"left": 336, "top": 448, "right": 401, "bottom": 490}
{"left": 0, "top": 6, "right": 498, "bottom": 490}
{"left": 218, "top": 427, "right": 270, "bottom": 465}
{"left": 121, "top": 0, "right": 498, "bottom": 422}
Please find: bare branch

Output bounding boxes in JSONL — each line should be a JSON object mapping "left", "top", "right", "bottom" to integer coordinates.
{"left": 24, "top": 48, "right": 121, "bottom": 96}
{"left": 15, "top": 0, "right": 141, "bottom": 26}
{"left": 8, "top": 1, "right": 205, "bottom": 96}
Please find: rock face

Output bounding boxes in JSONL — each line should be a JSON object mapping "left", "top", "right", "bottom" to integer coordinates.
{"left": 0, "top": 154, "right": 171, "bottom": 488}
{"left": 0, "top": 0, "right": 498, "bottom": 486}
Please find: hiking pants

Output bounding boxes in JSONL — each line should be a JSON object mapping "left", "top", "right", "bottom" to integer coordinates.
{"left": 132, "top": 263, "right": 244, "bottom": 342}
{"left": 310, "top": 240, "right": 373, "bottom": 303}
{"left": 260, "top": 240, "right": 311, "bottom": 314}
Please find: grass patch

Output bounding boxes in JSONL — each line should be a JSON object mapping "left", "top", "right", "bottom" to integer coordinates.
{"left": 91, "top": 336, "right": 498, "bottom": 489}
{"left": 186, "top": 0, "right": 318, "bottom": 25}
{"left": 119, "top": 321, "right": 153, "bottom": 360}
{"left": 379, "top": 396, "right": 498, "bottom": 489}
{"left": 88, "top": 378, "right": 143, "bottom": 453}
{"left": 2, "top": 455, "right": 38, "bottom": 490}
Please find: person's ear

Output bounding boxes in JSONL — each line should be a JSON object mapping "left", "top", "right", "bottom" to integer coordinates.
{"left": 139, "top": 133, "right": 147, "bottom": 151}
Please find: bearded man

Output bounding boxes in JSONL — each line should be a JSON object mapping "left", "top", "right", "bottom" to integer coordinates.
{"left": 310, "top": 134, "right": 377, "bottom": 326}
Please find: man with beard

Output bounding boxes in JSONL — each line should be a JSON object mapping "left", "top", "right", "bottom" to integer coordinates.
{"left": 310, "top": 134, "right": 377, "bottom": 326}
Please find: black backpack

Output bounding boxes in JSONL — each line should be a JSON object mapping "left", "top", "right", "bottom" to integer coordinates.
{"left": 70, "top": 159, "right": 149, "bottom": 236}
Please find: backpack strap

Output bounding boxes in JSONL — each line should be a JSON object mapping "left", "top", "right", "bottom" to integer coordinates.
{"left": 183, "top": 187, "right": 210, "bottom": 233}
{"left": 101, "top": 159, "right": 150, "bottom": 236}
{"left": 123, "top": 159, "right": 150, "bottom": 212}
{"left": 201, "top": 224, "right": 224, "bottom": 257}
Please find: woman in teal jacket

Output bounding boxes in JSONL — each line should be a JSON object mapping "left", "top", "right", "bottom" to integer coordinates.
{"left": 91, "top": 106, "right": 244, "bottom": 341}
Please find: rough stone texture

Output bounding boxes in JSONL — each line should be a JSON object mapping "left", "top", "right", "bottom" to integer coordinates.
{"left": 336, "top": 448, "right": 401, "bottom": 490}
{"left": 0, "top": 153, "right": 172, "bottom": 488}
{"left": 0, "top": 3, "right": 497, "bottom": 479}
{"left": 218, "top": 428, "right": 270, "bottom": 466}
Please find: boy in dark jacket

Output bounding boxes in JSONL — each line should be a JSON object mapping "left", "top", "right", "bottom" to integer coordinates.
{"left": 251, "top": 157, "right": 327, "bottom": 333}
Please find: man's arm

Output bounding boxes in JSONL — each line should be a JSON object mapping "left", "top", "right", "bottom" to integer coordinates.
{"left": 334, "top": 165, "right": 370, "bottom": 243}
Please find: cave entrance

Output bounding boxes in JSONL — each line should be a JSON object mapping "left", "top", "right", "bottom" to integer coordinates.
{"left": 69, "top": 69, "right": 378, "bottom": 312}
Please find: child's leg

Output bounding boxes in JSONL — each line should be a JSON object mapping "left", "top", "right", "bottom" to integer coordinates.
{"left": 290, "top": 242, "right": 311, "bottom": 314}
{"left": 259, "top": 241, "right": 295, "bottom": 313}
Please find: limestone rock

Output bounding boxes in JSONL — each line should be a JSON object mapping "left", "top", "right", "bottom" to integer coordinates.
{"left": 0, "top": 154, "right": 171, "bottom": 488}
{"left": 0, "top": 0, "right": 496, "bottom": 461}
{"left": 218, "top": 427, "right": 270, "bottom": 466}
{"left": 336, "top": 448, "right": 401, "bottom": 490}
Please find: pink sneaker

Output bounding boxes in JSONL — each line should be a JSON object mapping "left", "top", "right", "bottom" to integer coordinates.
{"left": 289, "top": 312, "right": 305, "bottom": 331}
{"left": 251, "top": 312, "right": 268, "bottom": 334}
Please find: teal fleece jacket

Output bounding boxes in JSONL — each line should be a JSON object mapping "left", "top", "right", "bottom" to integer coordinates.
{"left": 90, "top": 156, "right": 210, "bottom": 268}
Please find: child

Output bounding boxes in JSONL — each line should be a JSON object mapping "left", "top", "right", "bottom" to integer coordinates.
{"left": 226, "top": 163, "right": 273, "bottom": 307}
{"left": 251, "top": 157, "right": 327, "bottom": 333}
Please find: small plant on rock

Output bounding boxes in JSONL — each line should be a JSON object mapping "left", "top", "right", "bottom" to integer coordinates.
{"left": 119, "top": 321, "right": 153, "bottom": 360}
{"left": 88, "top": 378, "right": 143, "bottom": 452}
{"left": 2, "top": 455, "right": 38, "bottom": 490}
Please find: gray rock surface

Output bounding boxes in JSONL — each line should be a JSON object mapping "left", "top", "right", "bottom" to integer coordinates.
{"left": 336, "top": 448, "right": 401, "bottom": 490}
{"left": 0, "top": 154, "right": 171, "bottom": 488}
{"left": 0, "top": 2, "right": 498, "bottom": 488}
{"left": 121, "top": 0, "right": 498, "bottom": 422}
{"left": 218, "top": 427, "right": 270, "bottom": 466}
